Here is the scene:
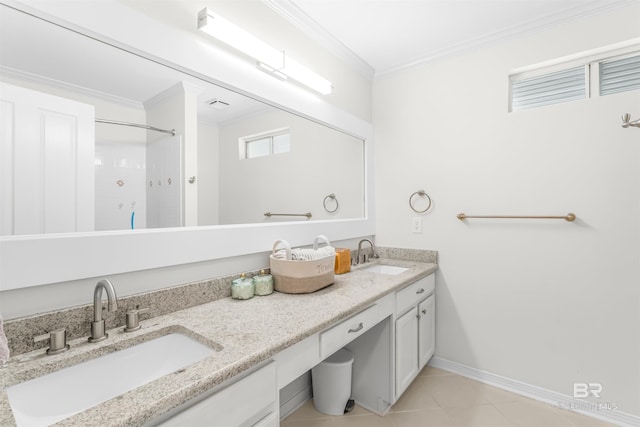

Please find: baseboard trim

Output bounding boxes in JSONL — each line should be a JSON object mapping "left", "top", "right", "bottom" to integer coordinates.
{"left": 429, "top": 357, "right": 639, "bottom": 427}
{"left": 279, "top": 385, "right": 312, "bottom": 420}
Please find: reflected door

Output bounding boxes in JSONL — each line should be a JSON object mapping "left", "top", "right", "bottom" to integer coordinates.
{"left": 0, "top": 82, "right": 95, "bottom": 235}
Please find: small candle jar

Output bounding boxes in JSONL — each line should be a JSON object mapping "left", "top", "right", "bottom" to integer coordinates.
{"left": 253, "top": 270, "right": 274, "bottom": 296}
{"left": 231, "top": 273, "right": 254, "bottom": 300}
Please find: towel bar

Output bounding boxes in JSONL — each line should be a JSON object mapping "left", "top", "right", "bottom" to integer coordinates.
{"left": 457, "top": 213, "right": 576, "bottom": 221}
{"left": 264, "top": 212, "right": 312, "bottom": 219}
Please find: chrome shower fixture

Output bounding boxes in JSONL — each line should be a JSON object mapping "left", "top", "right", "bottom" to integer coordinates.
{"left": 621, "top": 113, "right": 640, "bottom": 128}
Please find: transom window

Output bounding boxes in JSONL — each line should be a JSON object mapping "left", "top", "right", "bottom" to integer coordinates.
{"left": 240, "top": 128, "right": 290, "bottom": 159}
{"left": 510, "top": 49, "right": 640, "bottom": 112}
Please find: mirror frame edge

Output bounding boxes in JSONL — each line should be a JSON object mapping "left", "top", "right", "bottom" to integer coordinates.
{"left": 0, "top": 0, "right": 375, "bottom": 291}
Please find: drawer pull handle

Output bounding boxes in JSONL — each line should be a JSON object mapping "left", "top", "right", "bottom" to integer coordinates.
{"left": 348, "top": 322, "right": 364, "bottom": 333}
{"left": 416, "top": 288, "right": 425, "bottom": 294}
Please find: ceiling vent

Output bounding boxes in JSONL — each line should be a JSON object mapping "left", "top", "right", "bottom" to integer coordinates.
{"left": 207, "top": 98, "right": 230, "bottom": 110}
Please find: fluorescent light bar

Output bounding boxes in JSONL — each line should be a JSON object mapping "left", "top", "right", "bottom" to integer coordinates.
{"left": 281, "top": 56, "right": 332, "bottom": 95}
{"left": 197, "top": 8, "right": 332, "bottom": 95}
{"left": 257, "top": 62, "right": 288, "bottom": 81}
{"left": 198, "top": 8, "right": 283, "bottom": 70}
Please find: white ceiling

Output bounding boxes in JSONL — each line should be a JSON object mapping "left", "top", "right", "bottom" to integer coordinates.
{"left": 0, "top": 4, "right": 269, "bottom": 124}
{"left": 267, "top": 0, "right": 634, "bottom": 77}
{"left": 1, "top": 0, "right": 633, "bottom": 111}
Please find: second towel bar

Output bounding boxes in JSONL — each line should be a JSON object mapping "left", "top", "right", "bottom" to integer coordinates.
{"left": 264, "top": 212, "right": 312, "bottom": 219}
{"left": 457, "top": 213, "right": 576, "bottom": 222}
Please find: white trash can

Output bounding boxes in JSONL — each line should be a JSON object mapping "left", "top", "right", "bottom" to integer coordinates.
{"left": 311, "top": 348, "right": 354, "bottom": 415}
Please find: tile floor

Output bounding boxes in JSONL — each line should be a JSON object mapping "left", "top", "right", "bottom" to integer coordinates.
{"left": 282, "top": 366, "right": 617, "bottom": 427}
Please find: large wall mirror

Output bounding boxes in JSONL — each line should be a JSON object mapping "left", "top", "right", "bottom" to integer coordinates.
{"left": 0, "top": 1, "right": 373, "bottom": 291}
{"left": 0, "top": 4, "right": 364, "bottom": 236}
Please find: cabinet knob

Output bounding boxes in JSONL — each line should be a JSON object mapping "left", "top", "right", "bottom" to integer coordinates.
{"left": 416, "top": 288, "right": 425, "bottom": 294}
{"left": 422, "top": 309, "right": 427, "bottom": 315}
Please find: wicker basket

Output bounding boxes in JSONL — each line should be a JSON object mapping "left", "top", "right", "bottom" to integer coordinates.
{"left": 270, "top": 236, "right": 335, "bottom": 294}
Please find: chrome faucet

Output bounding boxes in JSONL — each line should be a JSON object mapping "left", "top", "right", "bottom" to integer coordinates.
{"left": 356, "top": 238, "right": 379, "bottom": 265}
{"left": 89, "top": 279, "right": 118, "bottom": 343}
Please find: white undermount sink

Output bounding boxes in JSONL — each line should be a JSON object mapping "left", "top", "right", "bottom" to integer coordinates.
{"left": 361, "top": 264, "right": 410, "bottom": 275}
{"left": 6, "top": 332, "right": 216, "bottom": 427}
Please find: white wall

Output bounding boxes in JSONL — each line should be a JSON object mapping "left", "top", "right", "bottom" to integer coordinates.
{"left": 218, "top": 109, "right": 364, "bottom": 224}
{"left": 374, "top": 4, "right": 640, "bottom": 418}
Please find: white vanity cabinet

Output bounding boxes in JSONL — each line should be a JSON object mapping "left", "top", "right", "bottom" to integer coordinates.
{"left": 146, "top": 270, "right": 434, "bottom": 426}
{"left": 394, "top": 274, "right": 435, "bottom": 400}
{"left": 153, "top": 362, "right": 278, "bottom": 427}
{"left": 276, "top": 293, "right": 395, "bottom": 416}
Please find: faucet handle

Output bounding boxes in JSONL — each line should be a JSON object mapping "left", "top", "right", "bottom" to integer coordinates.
{"left": 124, "top": 308, "right": 149, "bottom": 332}
{"left": 34, "top": 328, "right": 70, "bottom": 355}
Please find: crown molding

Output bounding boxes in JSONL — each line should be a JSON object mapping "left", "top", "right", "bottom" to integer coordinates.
{"left": 376, "top": 0, "right": 639, "bottom": 77}
{"left": 263, "top": 0, "right": 637, "bottom": 80}
{"left": 261, "top": 0, "right": 375, "bottom": 81}
{"left": 142, "top": 80, "right": 206, "bottom": 110}
{"left": 0, "top": 65, "right": 144, "bottom": 109}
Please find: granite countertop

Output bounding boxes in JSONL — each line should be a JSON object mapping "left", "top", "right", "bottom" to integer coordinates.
{"left": 0, "top": 259, "right": 437, "bottom": 426}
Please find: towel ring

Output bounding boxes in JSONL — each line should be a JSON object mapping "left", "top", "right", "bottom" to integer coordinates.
{"left": 409, "top": 190, "right": 432, "bottom": 214}
{"left": 323, "top": 193, "right": 339, "bottom": 214}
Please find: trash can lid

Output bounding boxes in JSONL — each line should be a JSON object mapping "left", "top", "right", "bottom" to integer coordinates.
{"left": 324, "top": 348, "right": 354, "bottom": 365}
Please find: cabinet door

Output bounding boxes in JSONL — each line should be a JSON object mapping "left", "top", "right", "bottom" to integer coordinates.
{"left": 418, "top": 295, "right": 435, "bottom": 370}
{"left": 395, "top": 306, "right": 419, "bottom": 398}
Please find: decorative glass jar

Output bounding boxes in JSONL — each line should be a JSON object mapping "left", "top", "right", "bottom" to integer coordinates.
{"left": 231, "top": 273, "right": 254, "bottom": 300}
{"left": 253, "top": 270, "right": 274, "bottom": 296}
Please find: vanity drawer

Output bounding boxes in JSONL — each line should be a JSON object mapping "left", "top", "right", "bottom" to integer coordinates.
{"left": 396, "top": 274, "right": 435, "bottom": 315}
{"left": 157, "top": 362, "right": 276, "bottom": 426}
{"left": 320, "top": 294, "right": 393, "bottom": 359}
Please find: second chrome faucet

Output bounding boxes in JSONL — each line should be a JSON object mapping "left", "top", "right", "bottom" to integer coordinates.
{"left": 356, "top": 238, "right": 379, "bottom": 265}
{"left": 89, "top": 279, "right": 118, "bottom": 343}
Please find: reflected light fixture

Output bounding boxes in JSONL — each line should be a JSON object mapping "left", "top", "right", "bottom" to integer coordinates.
{"left": 197, "top": 8, "right": 332, "bottom": 95}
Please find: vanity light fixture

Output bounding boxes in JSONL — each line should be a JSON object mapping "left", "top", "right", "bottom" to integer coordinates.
{"left": 257, "top": 62, "right": 288, "bottom": 81}
{"left": 197, "top": 8, "right": 332, "bottom": 95}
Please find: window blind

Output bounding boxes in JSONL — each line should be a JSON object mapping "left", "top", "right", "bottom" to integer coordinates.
{"left": 510, "top": 66, "right": 586, "bottom": 111}
{"left": 599, "top": 54, "right": 640, "bottom": 96}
